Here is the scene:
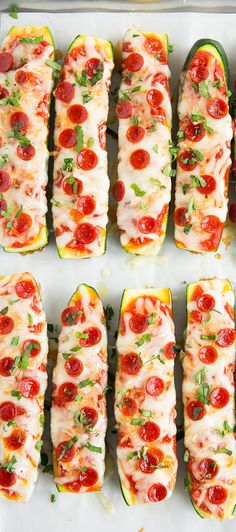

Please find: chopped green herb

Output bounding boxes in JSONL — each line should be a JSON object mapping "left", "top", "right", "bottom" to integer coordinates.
{"left": 0, "top": 306, "right": 8, "bottom": 315}
{"left": 51, "top": 494, "right": 56, "bottom": 503}
{"left": 1, "top": 456, "right": 17, "bottom": 472}
{"left": 195, "top": 367, "right": 207, "bottom": 385}
{"left": 28, "top": 313, "right": 33, "bottom": 325}
{"left": 184, "top": 450, "right": 189, "bottom": 462}
{"left": 8, "top": 123, "right": 31, "bottom": 146}
{"left": 168, "top": 42, "right": 175, "bottom": 53}
{"left": 162, "top": 163, "right": 176, "bottom": 177}
{"left": 75, "top": 125, "right": 83, "bottom": 153}
{"left": 183, "top": 224, "right": 192, "bottom": 235}
{"left": 79, "top": 378, "right": 95, "bottom": 389}
{"left": 185, "top": 198, "right": 196, "bottom": 220}
{"left": 168, "top": 141, "right": 179, "bottom": 161}
{"left": 0, "top": 154, "right": 9, "bottom": 169}
{"left": 153, "top": 144, "right": 159, "bottom": 153}
{"left": 198, "top": 80, "right": 210, "bottom": 97}
{"left": 190, "top": 174, "right": 206, "bottom": 188}
{"left": 131, "top": 85, "right": 141, "bottom": 93}
{"left": 82, "top": 91, "right": 92, "bottom": 104}
{"left": 147, "top": 312, "right": 157, "bottom": 325}
{"left": 11, "top": 390, "right": 22, "bottom": 400}
{"left": 132, "top": 116, "right": 140, "bottom": 126}
{"left": 130, "top": 418, "right": 146, "bottom": 426}
{"left": 177, "top": 130, "right": 185, "bottom": 141}
{"left": 20, "top": 36, "right": 43, "bottom": 44}
{"left": 74, "top": 70, "right": 87, "bottom": 87}
{"left": 135, "top": 333, "right": 152, "bottom": 347}
{"left": 200, "top": 334, "right": 218, "bottom": 341}
{"left": 197, "top": 382, "right": 210, "bottom": 405}
{"left": 182, "top": 183, "right": 190, "bottom": 195}
{"left": 215, "top": 447, "right": 232, "bottom": 456}
{"left": 87, "top": 137, "right": 94, "bottom": 148}
{"left": 35, "top": 440, "right": 43, "bottom": 451}
{"left": 83, "top": 442, "right": 102, "bottom": 453}
{"left": 213, "top": 80, "right": 222, "bottom": 88}
{"left": 45, "top": 59, "right": 61, "bottom": 71}
{"left": 131, "top": 183, "right": 145, "bottom": 197}
{"left": 63, "top": 158, "right": 74, "bottom": 172}
{"left": 39, "top": 413, "right": 45, "bottom": 427}
{"left": 11, "top": 336, "right": 19, "bottom": 346}
{"left": 50, "top": 198, "right": 61, "bottom": 207}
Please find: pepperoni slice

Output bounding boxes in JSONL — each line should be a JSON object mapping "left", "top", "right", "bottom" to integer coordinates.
{"left": 0, "top": 199, "right": 7, "bottom": 218}
{"left": 0, "top": 316, "right": 14, "bottom": 335}
{"left": 77, "top": 195, "right": 96, "bottom": 216}
{"left": 185, "top": 122, "right": 205, "bottom": 142}
{"left": 116, "top": 100, "right": 133, "bottom": 119}
{"left": 139, "top": 448, "right": 164, "bottom": 474}
{"left": 178, "top": 149, "right": 198, "bottom": 171}
{"left": 146, "top": 376, "right": 164, "bottom": 396}
{"left": 124, "top": 53, "right": 144, "bottom": 72}
{"left": 148, "top": 483, "right": 167, "bottom": 502}
{"left": 7, "top": 429, "right": 26, "bottom": 450}
{"left": 207, "top": 486, "right": 227, "bottom": 505}
{"left": 59, "top": 128, "right": 77, "bottom": 149}
{"left": 197, "top": 174, "right": 216, "bottom": 195}
{"left": 80, "top": 406, "right": 98, "bottom": 427}
{"left": 85, "top": 58, "right": 103, "bottom": 78}
{"left": 20, "top": 378, "right": 40, "bottom": 399}
{"left": 144, "top": 37, "right": 167, "bottom": 64}
{"left": 139, "top": 421, "right": 160, "bottom": 442}
{"left": 62, "top": 177, "right": 83, "bottom": 196}
{"left": 0, "top": 52, "right": 14, "bottom": 73}
{"left": 65, "top": 357, "right": 83, "bottom": 377}
{"left": 189, "top": 310, "right": 202, "bottom": 324}
{"left": 210, "top": 387, "right": 229, "bottom": 409}
{"left": 67, "top": 104, "right": 88, "bottom": 124}
{"left": 137, "top": 216, "right": 156, "bottom": 234}
{"left": 152, "top": 72, "right": 168, "bottom": 89}
{"left": 201, "top": 215, "right": 222, "bottom": 233}
{"left": 216, "top": 328, "right": 235, "bottom": 347}
{"left": 13, "top": 212, "right": 32, "bottom": 234}
{"left": 21, "top": 339, "right": 41, "bottom": 358}
{"left": 79, "top": 467, "right": 98, "bottom": 487}
{"left": 0, "top": 86, "right": 9, "bottom": 99}
{"left": 190, "top": 65, "right": 209, "bottom": 84}
{"left": 17, "top": 145, "right": 35, "bottom": 161}
{"left": 187, "top": 400, "right": 206, "bottom": 420}
{"left": 79, "top": 327, "right": 101, "bottom": 347}
{"left": 163, "top": 342, "right": 176, "bottom": 360}
{"left": 15, "top": 70, "right": 28, "bottom": 85}
{"left": 198, "top": 458, "right": 219, "bottom": 480}
{"left": 10, "top": 112, "right": 29, "bottom": 133}
{"left": 0, "top": 171, "right": 11, "bottom": 193}
{"left": 75, "top": 223, "right": 97, "bottom": 244}
{"left": 207, "top": 98, "right": 227, "bottom": 119}
{"left": 0, "top": 402, "right": 17, "bottom": 421}
{"left": 201, "top": 233, "right": 221, "bottom": 252}
{"left": 113, "top": 180, "right": 125, "bottom": 201}
{"left": 120, "top": 397, "right": 137, "bottom": 417}
{"left": 129, "top": 313, "right": 148, "bottom": 334}
{"left": 0, "top": 467, "right": 16, "bottom": 487}
{"left": 61, "top": 306, "right": 82, "bottom": 326}
{"left": 120, "top": 353, "right": 142, "bottom": 375}
{"left": 58, "top": 382, "right": 77, "bottom": 402}
{"left": 197, "top": 293, "right": 215, "bottom": 312}
{"left": 77, "top": 149, "right": 98, "bottom": 171}
{"left": 130, "top": 149, "right": 150, "bottom": 170}
{"left": 15, "top": 279, "right": 35, "bottom": 299}
{"left": 55, "top": 81, "right": 75, "bottom": 103}
{"left": 126, "top": 125, "right": 145, "bottom": 144}
{"left": 146, "top": 89, "right": 164, "bottom": 109}
{"left": 198, "top": 346, "right": 218, "bottom": 364}
{"left": 0, "top": 357, "right": 14, "bottom": 376}
{"left": 56, "top": 440, "right": 76, "bottom": 462}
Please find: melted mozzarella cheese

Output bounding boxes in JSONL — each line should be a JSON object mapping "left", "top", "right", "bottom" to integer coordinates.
{"left": 52, "top": 35, "right": 114, "bottom": 258}
{"left": 175, "top": 48, "right": 232, "bottom": 253}
{"left": 116, "top": 30, "right": 172, "bottom": 256}
{"left": 51, "top": 284, "right": 107, "bottom": 492}
{"left": 0, "top": 272, "right": 48, "bottom": 501}
{"left": 0, "top": 27, "right": 54, "bottom": 252}
{"left": 115, "top": 289, "right": 177, "bottom": 505}
{"left": 183, "top": 278, "right": 236, "bottom": 519}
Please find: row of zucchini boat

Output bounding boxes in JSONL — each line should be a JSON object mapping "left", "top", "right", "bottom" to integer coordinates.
{"left": 0, "top": 272, "right": 235, "bottom": 520}
{"left": 0, "top": 26, "right": 234, "bottom": 257}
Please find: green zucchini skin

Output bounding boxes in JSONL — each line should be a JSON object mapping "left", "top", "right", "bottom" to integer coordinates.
{"left": 183, "top": 38, "right": 229, "bottom": 87}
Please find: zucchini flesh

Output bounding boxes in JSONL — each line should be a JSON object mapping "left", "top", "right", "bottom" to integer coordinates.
{"left": 116, "top": 30, "right": 172, "bottom": 256}
{"left": 0, "top": 273, "right": 48, "bottom": 501}
{"left": 174, "top": 39, "right": 232, "bottom": 253}
{"left": 183, "top": 278, "right": 236, "bottom": 519}
{"left": 51, "top": 284, "right": 107, "bottom": 493}
{"left": 0, "top": 26, "right": 54, "bottom": 253}
{"left": 52, "top": 35, "right": 114, "bottom": 259}
{"left": 115, "top": 288, "right": 177, "bottom": 505}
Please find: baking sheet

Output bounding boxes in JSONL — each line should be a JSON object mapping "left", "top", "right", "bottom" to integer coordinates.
{"left": 1, "top": 10, "right": 236, "bottom": 532}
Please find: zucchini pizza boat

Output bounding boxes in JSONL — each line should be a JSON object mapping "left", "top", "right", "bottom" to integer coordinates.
{"left": 52, "top": 35, "right": 114, "bottom": 258}
{"left": 183, "top": 278, "right": 236, "bottom": 519}
{"left": 51, "top": 284, "right": 108, "bottom": 492}
{"left": 114, "top": 29, "right": 172, "bottom": 255}
{"left": 115, "top": 288, "right": 177, "bottom": 505}
{"left": 0, "top": 272, "right": 48, "bottom": 501}
{"left": 174, "top": 39, "right": 232, "bottom": 253}
{"left": 0, "top": 26, "right": 54, "bottom": 253}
